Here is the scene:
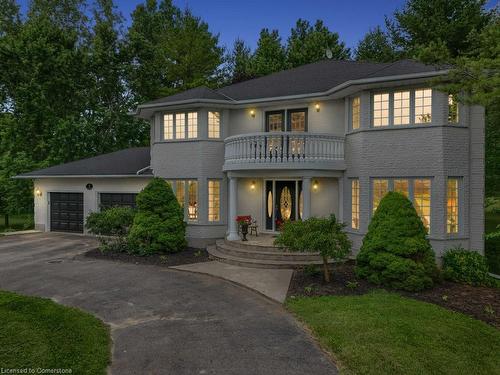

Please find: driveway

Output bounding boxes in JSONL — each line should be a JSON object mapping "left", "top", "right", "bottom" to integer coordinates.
{"left": 0, "top": 233, "right": 336, "bottom": 375}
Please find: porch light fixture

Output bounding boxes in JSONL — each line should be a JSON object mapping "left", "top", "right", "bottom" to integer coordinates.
{"left": 35, "top": 188, "right": 42, "bottom": 197}
{"left": 250, "top": 109, "right": 256, "bottom": 118}
{"left": 250, "top": 181, "right": 256, "bottom": 190}
{"left": 313, "top": 180, "right": 319, "bottom": 191}
{"left": 315, "top": 103, "right": 320, "bottom": 112}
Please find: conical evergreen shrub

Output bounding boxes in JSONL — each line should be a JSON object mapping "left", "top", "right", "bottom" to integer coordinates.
{"left": 356, "top": 192, "right": 438, "bottom": 291}
{"left": 128, "top": 178, "right": 186, "bottom": 255}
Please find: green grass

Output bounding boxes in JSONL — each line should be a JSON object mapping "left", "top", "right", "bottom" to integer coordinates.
{"left": 0, "top": 290, "right": 111, "bottom": 374}
{"left": 0, "top": 213, "right": 34, "bottom": 232}
{"left": 287, "top": 291, "right": 500, "bottom": 375}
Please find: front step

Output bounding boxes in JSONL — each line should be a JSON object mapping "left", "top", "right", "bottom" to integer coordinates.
{"left": 207, "top": 241, "right": 333, "bottom": 269}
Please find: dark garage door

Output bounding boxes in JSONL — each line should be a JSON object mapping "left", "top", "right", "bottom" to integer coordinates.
{"left": 100, "top": 193, "right": 137, "bottom": 210}
{"left": 50, "top": 192, "right": 84, "bottom": 233}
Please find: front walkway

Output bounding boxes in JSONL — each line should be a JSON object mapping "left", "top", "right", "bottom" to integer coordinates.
{"left": 0, "top": 233, "right": 336, "bottom": 375}
{"left": 172, "top": 261, "right": 293, "bottom": 302}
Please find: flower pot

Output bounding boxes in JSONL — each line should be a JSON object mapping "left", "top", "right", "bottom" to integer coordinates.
{"left": 241, "top": 223, "right": 249, "bottom": 241}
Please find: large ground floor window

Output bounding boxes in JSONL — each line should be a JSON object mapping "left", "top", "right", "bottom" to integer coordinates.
{"left": 166, "top": 179, "right": 198, "bottom": 221}
{"left": 208, "top": 180, "right": 221, "bottom": 222}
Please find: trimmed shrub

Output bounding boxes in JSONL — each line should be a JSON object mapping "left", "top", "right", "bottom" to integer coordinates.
{"left": 275, "top": 215, "right": 351, "bottom": 282}
{"left": 356, "top": 192, "right": 438, "bottom": 291}
{"left": 127, "top": 178, "right": 186, "bottom": 255}
{"left": 443, "top": 247, "right": 496, "bottom": 286}
{"left": 485, "top": 230, "right": 500, "bottom": 275}
{"left": 85, "top": 206, "right": 135, "bottom": 252}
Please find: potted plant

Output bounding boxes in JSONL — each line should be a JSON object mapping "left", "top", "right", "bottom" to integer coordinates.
{"left": 275, "top": 218, "right": 284, "bottom": 231}
{"left": 236, "top": 216, "right": 251, "bottom": 241}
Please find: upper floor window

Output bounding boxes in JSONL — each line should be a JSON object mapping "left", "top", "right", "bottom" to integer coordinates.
{"left": 266, "top": 111, "right": 284, "bottom": 132}
{"left": 448, "top": 95, "right": 459, "bottom": 123}
{"left": 164, "top": 114, "right": 174, "bottom": 140}
{"left": 414, "top": 89, "right": 432, "bottom": 123}
{"left": 288, "top": 109, "right": 307, "bottom": 132}
{"left": 393, "top": 91, "right": 410, "bottom": 125}
{"left": 163, "top": 111, "right": 198, "bottom": 140}
{"left": 373, "top": 93, "right": 390, "bottom": 127}
{"left": 208, "top": 111, "right": 220, "bottom": 138}
{"left": 352, "top": 97, "right": 360, "bottom": 130}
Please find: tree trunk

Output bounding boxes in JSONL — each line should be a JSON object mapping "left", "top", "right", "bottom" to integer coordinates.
{"left": 322, "top": 255, "right": 330, "bottom": 283}
{"left": 4, "top": 213, "right": 9, "bottom": 228}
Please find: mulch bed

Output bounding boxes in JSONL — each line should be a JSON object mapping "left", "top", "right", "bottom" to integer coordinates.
{"left": 85, "top": 247, "right": 210, "bottom": 267}
{"left": 288, "top": 261, "right": 500, "bottom": 329}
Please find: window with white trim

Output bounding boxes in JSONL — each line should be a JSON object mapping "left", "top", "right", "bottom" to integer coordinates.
{"left": 188, "top": 180, "right": 198, "bottom": 221}
{"left": 176, "top": 113, "right": 185, "bottom": 139}
{"left": 163, "top": 114, "right": 174, "bottom": 140}
{"left": 352, "top": 97, "right": 360, "bottom": 130}
{"left": 414, "top": 89, "right": 432, "bottom": 123}
{"left": 208, "top": 180, "right": 221, "bottom": 222}
{"left": 373, "top": 93, "right": 390, "bottom": 127}
{"left": 372, "top": 179, "right": 389, "bottom": 213}
{"left": 163, "top": 111, "right": 198, "bottom": 140}
{"left": 187, "top": 112, "right": 198, "bottom": 138}
{"left": 393, "top": 90, "right": 410, "bottom": 125}
{"left": 208, "top": 111, "right": 220, "bottom": 138}
{"left": 414, "top": 179, "right": 431, "bottom": 231}
{"left": 351, "top": 179, "right": 360, "bottom": 229}
{"left": 447, "top": 178, "right": 459, "bottom": 233}
{"left": 165, "top": 179, "right": 198, "bottom": 221}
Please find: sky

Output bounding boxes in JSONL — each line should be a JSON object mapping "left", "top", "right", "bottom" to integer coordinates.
{"left": 17, "top": 0, "right": 498, "bottom": 51}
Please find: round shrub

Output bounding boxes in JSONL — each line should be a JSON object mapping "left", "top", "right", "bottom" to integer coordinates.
{"left": 127, "top": 178, "right": 186, "bottom": 255}
{"left": 442, "top": 247, "right": 495, "bottom": 286}
{"left": 356, "top": 192, "right": 438, "bottom": 291}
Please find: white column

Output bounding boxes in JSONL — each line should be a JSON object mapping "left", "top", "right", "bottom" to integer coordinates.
{"left": 302, "top": 177, "right": 311, "bottom": 220}
{"left": 227, "top": 177, "right": 239, "bottom": 240}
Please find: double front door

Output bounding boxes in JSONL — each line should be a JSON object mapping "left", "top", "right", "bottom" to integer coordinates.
{"left": 265, "top": 180, "right": 303, "bottom": 231}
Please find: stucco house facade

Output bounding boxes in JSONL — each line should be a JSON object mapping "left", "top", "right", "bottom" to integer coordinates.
{"left": 17, "top": 59, "right": 485, "bottom": 256}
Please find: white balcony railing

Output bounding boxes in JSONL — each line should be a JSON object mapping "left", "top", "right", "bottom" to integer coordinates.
{"left": 224, "top": 132, "right": 344, "bottom": 168}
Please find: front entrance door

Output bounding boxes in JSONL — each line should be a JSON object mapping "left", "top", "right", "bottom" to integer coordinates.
{"left": 265, "top": 180, "right": 302, "bottom": 231}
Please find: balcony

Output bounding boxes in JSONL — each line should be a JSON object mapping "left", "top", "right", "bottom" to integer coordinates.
{"left": 223, "top": 132, "right": 345, "bottom": 171}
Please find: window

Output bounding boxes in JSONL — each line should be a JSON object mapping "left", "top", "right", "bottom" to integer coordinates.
{"left": 208, "top": 111, "right": 220, "bottom": 138}
{"left": 394, "top": 179, "right": 409, "bottom": 197}
{"left": 266, "top": 111, "right": 284, "bottom": 132}
{"left": 373, "top": 93, "right": 389, "bottom": 127}
{"left": 188, "top": 180, "right": 198, "bottom": 221}
{"left": 448, "top": 95, "right": 459, "bottom": 123}
{"left": 414, "top": 179, "right": 431, "bottom": 231}
{"left": 415, "top": 89, "right": 432, "bottom": 123}
{"left": 163, "top": 114, "right": 174, "bottom": 140}
{"left": 208, "top": 180, "right": 220, "bottom": 222}
{"left": 288, "top": 109, "right": 307, "bottom": 132}
{"left": 352, "top": 97, "right": 360, "bottom": 130}
{"left": 447, "top": 178, "right": 459, "bottom": 233}
{"left": 175, "top": 113, "right": 185, "bottom": 139}
{"left": 372, "top": 179, "right": 389, "bottom": 213}
{"left": 187, "top": 112, "right": 198, "bottom": 138}
{"left": 175, "top": 181, "right": 185, "bottom": 207}
{"left": 351, "top": 179, "right": 360, "bottom": 229}
{"left": 393, "top": 91, "right": 410, "bottom": 125}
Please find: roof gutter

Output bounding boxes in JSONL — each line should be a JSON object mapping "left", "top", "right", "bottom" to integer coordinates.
{"left": 14, "top": 174, "right": 154, "bottom": 179}
{"left": 136, "top": 165, "right": 151, "bottom": 175}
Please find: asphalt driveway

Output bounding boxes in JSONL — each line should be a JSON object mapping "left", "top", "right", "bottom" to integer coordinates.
{"left": 0, "top": 233, "right": 336, "bottom": 374}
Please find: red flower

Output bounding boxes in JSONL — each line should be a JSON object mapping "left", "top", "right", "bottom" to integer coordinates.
{"left": 236, "top": 215, "right": 252, "bottom": 224}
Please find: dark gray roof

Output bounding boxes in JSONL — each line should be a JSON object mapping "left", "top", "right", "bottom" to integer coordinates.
{"left": 16, "top": 147, "right": 151, "bottom": 178}
{"left": 142, "top": 86, "right": 232, "bottom": 106}
{"left": 140, "top": 59, "right": 444, "bottom": 105}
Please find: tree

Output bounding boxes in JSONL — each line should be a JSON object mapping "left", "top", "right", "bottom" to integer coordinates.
{"left": 128, "top": 178, "right": 186, "bottom": 254}
{"left": 354, "top": 26, "right": 398, "bottom": 62}
{"left": 228, "top": 38, "right": 253, "bottom": 83}
{"left": 286, "top": 19, "right": 350, "bottom": 67}
{"left": 275, "top": 215, "right": 351, "bottom": 282}
{"left": 250, "top": 28, "right": 286, "bottom": 77}
{"left": 356, "top": 192, "right": 438, "bottom": 291}
{"left": 386, "top": 0, "right": 493, "bottom": 58}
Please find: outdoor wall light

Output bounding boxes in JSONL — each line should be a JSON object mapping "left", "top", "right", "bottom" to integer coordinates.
{"left": 315, "top": 103, "right": 320, "bottom": 112}
{"left": 250, "top": 181, "right": 256, "bottom": 190}
{"left": 313, "top": 180, "right": 319, "bottom": 190}
{"left": 250, "top": 109, "right": 256, "bottom": 118}
{"left": 35, "top": 188, "right": 42, "bottom": 197}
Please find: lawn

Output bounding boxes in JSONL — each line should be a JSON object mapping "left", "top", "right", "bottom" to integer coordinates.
{"left": 0, "top": 290, "right": 111, "bottom": 374}
{"left": 0, "top": 213, "right": 34, "bottom": 232}
{"left": 287, "top": 291, "right": 500, "bottom": 375}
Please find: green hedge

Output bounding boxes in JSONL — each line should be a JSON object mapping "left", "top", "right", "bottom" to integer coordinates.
{"left": 356, "top": 192, "right": 438, "bottom": 291}
{"left": 443, "top": 247, "right": 497, "bottom": 286}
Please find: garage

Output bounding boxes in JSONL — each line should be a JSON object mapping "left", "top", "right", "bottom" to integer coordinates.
{"left": 50, "top": 192, "right": 84, "bottom": 233}
{"left": 100, "top": 193, "right": 137, "bottom": 210}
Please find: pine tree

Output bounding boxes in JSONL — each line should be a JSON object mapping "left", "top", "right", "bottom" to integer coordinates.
{"left": 250, "top": 28, "right": 286, "bottom": 77}
{"left": 354, "top": 26, "right": 398, "bottom": 62}
{"left": 228, "top": 38, "right": 253, "bottom": 83}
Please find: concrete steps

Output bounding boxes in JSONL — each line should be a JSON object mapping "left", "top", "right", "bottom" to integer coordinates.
{"left": 207, "top": 240, "right": 331, "bottom": 269}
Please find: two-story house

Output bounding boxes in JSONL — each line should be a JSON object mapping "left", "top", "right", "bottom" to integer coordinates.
{"left": 17, "top": 59, "right": 485, "bottom": 257}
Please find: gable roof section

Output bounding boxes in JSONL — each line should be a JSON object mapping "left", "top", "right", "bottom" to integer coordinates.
{"left": 138, "top": 59, "right": 445, "bottom": 108}
{"left": 15, "top": 147, "right": 151, "bottom": 178}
